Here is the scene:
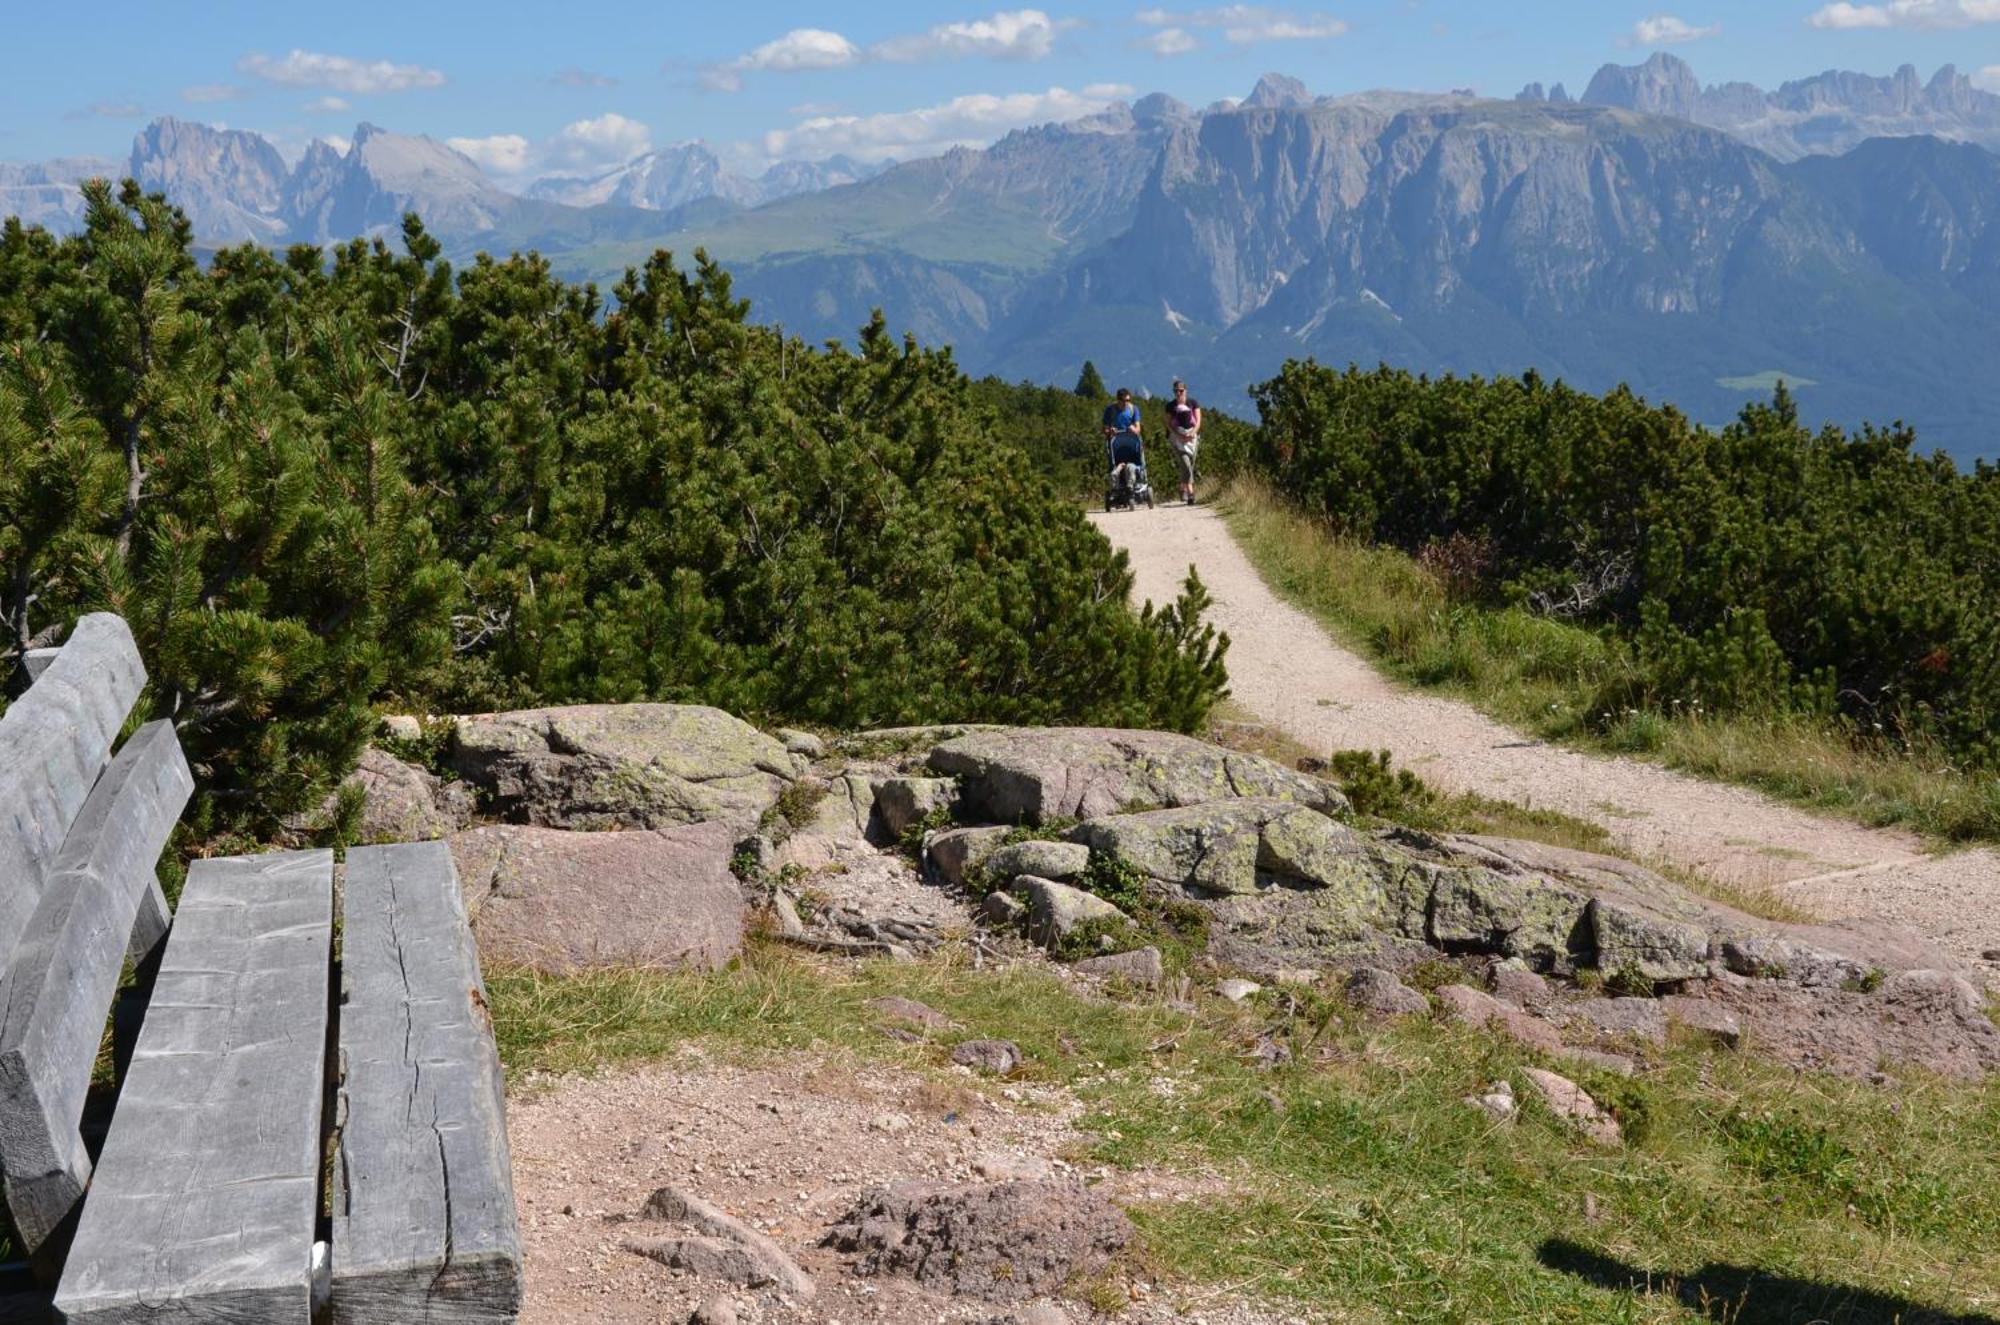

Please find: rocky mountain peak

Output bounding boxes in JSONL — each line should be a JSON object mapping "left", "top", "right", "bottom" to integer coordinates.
{"left": 1243, "top": 73, "right": 1313, "bottom": 110}
{"left": 1132, "top": 92, "right": 1194, "bottom": 124}
{"left": 1582, "top": 51, "right": 1701, "bottom": 120}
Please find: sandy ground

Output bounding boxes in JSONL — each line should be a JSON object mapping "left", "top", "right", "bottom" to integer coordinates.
{"left": 510, "top": 1049, "right": 1302, "bottom": 1325}
{"left": 1091, "top": 502, "right": 2000, "bottom": 973}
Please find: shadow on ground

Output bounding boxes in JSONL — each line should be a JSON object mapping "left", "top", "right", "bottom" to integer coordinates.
{"left": 1540, "top": 1239, "right": 1998, "bottom": 1325}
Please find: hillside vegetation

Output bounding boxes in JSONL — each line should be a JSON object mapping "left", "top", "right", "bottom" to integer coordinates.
{"left": 0, "top": 182, "right": 1227, "bottom": 829}
{"left": 1240, "top": 361, "right": 1999, "bottom": 836}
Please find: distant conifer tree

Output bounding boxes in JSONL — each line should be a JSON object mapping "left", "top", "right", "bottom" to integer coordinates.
{"left": 1074, "top": 359, "right": 1106, "bottom": 398}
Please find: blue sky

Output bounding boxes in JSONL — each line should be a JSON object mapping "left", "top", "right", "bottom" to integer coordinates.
{"left": 5, "top": 1, "right": 1997, "bottom": 178}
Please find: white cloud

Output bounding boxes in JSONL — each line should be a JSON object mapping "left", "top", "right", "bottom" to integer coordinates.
{"left": 64, "top": 100, "right": 145, "bottom": 120}
{"left": 871, "top": 10, "right": 1079, "bottom": 62}
{"left": 237, "top": 49, "right": 447, "bottom": 95}
{"left": 1631, "top": 14, "right": 1720, "bottom": 43}
{"left": 305, "top": 96, "right": 350, "bottom": 113}
{"left": 182, "top": 83, "right": 247, "bottom": 103}
{"left": 449, "top": 113, "right": 654, "bottom": 180}
{"left": 1143, "top": 26, "right": 1200, "bottom": 54}
{"left": 1809, "top": 0, "right": 2000, "bottom": 26}
{"left": 763, "top": 85, "right": 1131, "bottom": 162}
{"left": 552, "top": 67, "right": 617, "bottom": 88}
{"left": 1977, "top": 63, "right": 2000, "bottom": 89}
{"left": 447, "top": 133, "right": 533, "bottom": 174}
{"left": 319, "top": 134, "right": 352, "bottom": 155}
{"left": 1137, "top": 6, "right": 1348, "bottom": 44}
{"left": 1083, "top": 82, "right": 1138, "bottom": 97}
{"left": 544, "top": 112, "right": 654, "bottom": 171}
{"left": 703, "top": 28, "right": 861, "bottom": 91}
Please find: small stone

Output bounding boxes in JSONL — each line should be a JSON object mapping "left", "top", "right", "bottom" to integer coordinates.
{"left": 1217, "top": 978, "right": 1262, "bottom": 1002}
{"left": 1435, "top": 984, "right": 1565, "bottom": 1053}
{"left": 379, "top": 713, "right": 423, "bottom": 741}
{"left": 1070, "top": 947, "right": 1165, "bottom": 986}
{"left": 1982, "top": 948, "right": 2000, "bottom": 962}
{"left": 1662, "top": 994, "right": 1742, "bottom": 1048}
{"left": 775, "top": 728, "right": 826, "bottom": 759}
{"left": 951, "top": 1039, "right": 1025, "bottom": 1075}
{"left": 690, "top": 1297, "right": 739, "bottom": 1325}
{"left": 1464, "top": 1078, "right": 1516, "bottom": 1121}
{"left": 867, "top": 996, "right": 954, "bottom": 1030}
{"left": 984, "top": 839, "right": 1091, "bottom": 886}
{"left": 1560, "top": 1047, "right": 1638, "bottom": 1077}
{"left": 870, "top": 1112, "right": 914, "bottom": 1134}
{"left": 1572, "top": 997, "right": 1668, "bottom": 1045}
{"left": 982, "top": 890, "right": 1028, "bottom": 928}
{"left": 1344, "top": 967, "right": 1428, "bottom": 1018}
{"left": 1011, "top": 876, "right": 1128, "bottom": 950}
{"left": 1274, "top": 966, "right": 1320, "bottom": 987}
{"left": 769, "top": 891, "right": 805, "bottom": 939}
{"left": 973, "top": 1154, "right": 1054, "bottom": 1183}
{"left": 1490, "top": 962, "right": 1551, "bottom": 1008}
{"left": 1521, "top": 1068, "right": 1622, "bottom": 1146}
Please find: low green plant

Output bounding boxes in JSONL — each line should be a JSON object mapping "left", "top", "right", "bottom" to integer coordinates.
{"left": 1842, "top": 968, "right": 1888, "bottom": 995}
{"left": 1327, "top": 748, "right": 1443, "bottom": 825}
{"left": 1602, "top": 965, "right": 1659, "bottom": 999}
{"left": 376, "top": 718, "right": 459, "bottom": 780}
{"left": 898, "top": 805, "right": 959, "bottom": 860}
{"left": 759, "top": 779, "right": 830, "bottom": 847}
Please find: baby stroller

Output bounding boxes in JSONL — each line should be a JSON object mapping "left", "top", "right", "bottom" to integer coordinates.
{"left": 1105, "top": 435, "right": 1154, "bottom": 511}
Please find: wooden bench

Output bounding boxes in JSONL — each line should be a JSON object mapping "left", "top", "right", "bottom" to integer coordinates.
{"left": 0, "top": 614, "right": 523, "bottom": 1323}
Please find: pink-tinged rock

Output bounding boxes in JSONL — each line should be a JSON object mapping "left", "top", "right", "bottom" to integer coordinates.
{"left": 448, "top": 821, "right": 743, "bottom": 973}
{"left": 1435, "top": 984, "right": 1565, "bottom": 1053}
{"left": 1521, "top": 1068, "right": 1623, "bottom": 1146}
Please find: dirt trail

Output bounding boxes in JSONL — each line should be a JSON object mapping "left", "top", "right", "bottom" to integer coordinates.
{"left": 1091, "top": 502, "right": 2000, "bottom": 972}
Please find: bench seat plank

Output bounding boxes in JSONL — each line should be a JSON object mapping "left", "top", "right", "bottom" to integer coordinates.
{"left": 53, "top": 851, "right": 333, "bottom": 1324}
{"left": 0, "top": 615, "right": 146, "bottom": 983}
{"left": 0, "top": 721, "right": 192, "bottom": 1254}
{"left": 333, "top": 842, "right": 523, "bottom": 1324}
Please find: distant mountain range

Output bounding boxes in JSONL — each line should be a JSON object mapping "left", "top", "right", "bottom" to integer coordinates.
{"left": 4, "top": 56, "right": 1998, "bottom": 463}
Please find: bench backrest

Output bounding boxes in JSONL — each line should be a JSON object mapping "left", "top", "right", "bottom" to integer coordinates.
{"left": 0, "top": 616, "right": 191, "bottom": 1257}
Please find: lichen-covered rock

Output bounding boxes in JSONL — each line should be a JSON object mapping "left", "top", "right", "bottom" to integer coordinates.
{"left": 1069, "top": 798, "right": 1363, "bottom": 896}
{"left": 927, "top": 727, "right": 1346, "bottom": 825}
{"left": 446, "top": 821, "right": 743, "bottom": 973}
{"left": 1718, "top": 936, "right": 1870, "bottom": 988}
{"left": 983, "top": 839, "right": 1090, "bottom": 887}
{"left": 452, "top": 704, "right": 796, "bottom": 830}
{"left": 1570, "top": 997, "right": 1669, "bottom": 1045}
{"left": 926, "top": 826, "right": 1012, "bottom": 887}
{"left": 874, "top": 776, "right": 959, "bottom": 837}
{"left": 1011, "top": 876, "right": 1127, "bottom": 949}
{"left": 1589, "top": 898, "right": 1711, "bottom": 981}
{"left": 1428, "top": 866, "right": 1592, "bottom": 969}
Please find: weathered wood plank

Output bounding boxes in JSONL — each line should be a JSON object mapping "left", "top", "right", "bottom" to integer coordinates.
{"left": 333, "top": 842, "right": 523, "bottom": 1324}
{"left": 0, "top": 616, "right": 145, "bottom": 985}
{"left": 52, "top": 851, "right": 333, "bottom": 1325}
{"left": 0, "top": 722, "right": 192, "bottom": 1254}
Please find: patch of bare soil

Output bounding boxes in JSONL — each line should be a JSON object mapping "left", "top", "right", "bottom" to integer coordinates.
{"left": 509, "top": 1050, "right": 1304, "bottom": 1325}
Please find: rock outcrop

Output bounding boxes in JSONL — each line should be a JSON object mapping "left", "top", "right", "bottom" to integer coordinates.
{"left": 927, "top": 727, "right": 1345, "bottom": 824}
{"left": 452, "top": 704, "right": 798, "bottom": 830}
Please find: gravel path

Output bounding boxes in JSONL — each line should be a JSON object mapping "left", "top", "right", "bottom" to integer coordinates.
{"left": 1091, "top": 501, "right": 2000, "bottom": 973}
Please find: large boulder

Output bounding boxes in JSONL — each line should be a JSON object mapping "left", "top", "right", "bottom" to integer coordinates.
{"left": 1070, "top": 798, "right": 1365, "bottom": 896}
{"left": 927, "top": 727, "right": 1346, "bottom": 825}
{"left": 925, "top": 826, "right": 1012, "bottom": 888}
{"left": 1428, "top": 865, "right": 1593, "bottom": 969}
{"left": 983, "top": 839, "right": 1091, "bottom": 887}
{"left": 452, "top": 704, "right": 797, "bottom": 830}
{"left": 447, "top": 821, "right": 743, "bottom": 972}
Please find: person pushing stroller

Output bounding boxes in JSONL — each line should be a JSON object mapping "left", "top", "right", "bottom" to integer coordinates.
{"left": 1102, "top": 387, "right": 1146, "bottom": 476}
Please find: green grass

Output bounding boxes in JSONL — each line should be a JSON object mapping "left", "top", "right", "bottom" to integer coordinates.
{"left": 1218, "top": 477, "right": 2000, "bottom": 847}
{"left": 488, "top": 947, "right": 2000, "bottom": 1322}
